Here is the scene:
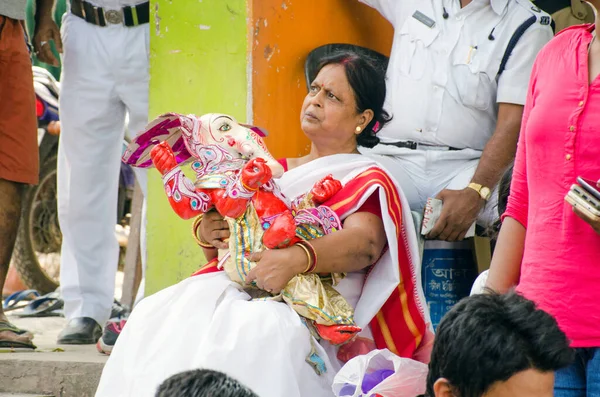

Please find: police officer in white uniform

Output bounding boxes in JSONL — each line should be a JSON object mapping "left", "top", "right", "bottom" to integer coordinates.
{"left": 358, "top": 0, "right": 553, "bottom": 241}
{"left": 57, "top": 0, "right": 148, "bottom": 343}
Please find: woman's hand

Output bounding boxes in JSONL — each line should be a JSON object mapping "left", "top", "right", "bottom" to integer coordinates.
{"left": 245, "top": 246, "right": 307, "bottom": 294}
{"left": 200, "top": 210, "right": 229, "bottom": 249}
{"left": 572, "top": 206, "right": 600, "bottom": 235}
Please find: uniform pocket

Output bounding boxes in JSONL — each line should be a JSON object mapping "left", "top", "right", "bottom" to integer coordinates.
{"left": 396, "top": 16, "right": 439, "bottom": 80}
{"left": 452, "top": 44, "right": 494, "bottom": 111}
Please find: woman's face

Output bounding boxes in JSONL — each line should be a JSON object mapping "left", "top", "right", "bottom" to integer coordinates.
{"left": 300, "top": 64, "right": 373, "bottom": 148}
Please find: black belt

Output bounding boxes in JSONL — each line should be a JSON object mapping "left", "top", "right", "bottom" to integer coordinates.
{"left": 380, "top": 140, "right": 461, "bottom": 151}
{"left": 71, "top": 0, "right": 150, "bottom": 27}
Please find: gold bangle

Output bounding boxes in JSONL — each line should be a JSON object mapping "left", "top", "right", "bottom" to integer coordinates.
{"left": 295, "top": 243, "right": 313, "bottom": 274}
{"left": 297, "top": 240, "right": 317, "bottom": 273}
{"left": 240, "top": 179, "right": 259, "bottom": 192}
{"left": 192, "top": 214, "right": 215, "bottom": 249}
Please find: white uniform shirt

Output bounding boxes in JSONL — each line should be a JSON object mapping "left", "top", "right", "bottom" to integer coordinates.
{"left": 361, "top": 0, "right": 553, "bottom": 150}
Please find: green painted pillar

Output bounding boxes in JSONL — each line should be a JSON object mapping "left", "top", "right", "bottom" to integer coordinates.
{"left": 145, "top": 0, "right": 248, "bottom": 294}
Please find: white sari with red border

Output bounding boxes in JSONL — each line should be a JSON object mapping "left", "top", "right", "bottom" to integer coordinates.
{"left": 96, "top": 154, "right": 429, "bottom": 397}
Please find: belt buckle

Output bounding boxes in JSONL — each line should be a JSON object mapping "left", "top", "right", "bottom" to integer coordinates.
{"left": 105, "top": 9, "right": 123, "bottom": 24}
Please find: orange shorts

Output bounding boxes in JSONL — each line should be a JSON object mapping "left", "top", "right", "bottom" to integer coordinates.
{"left": 0, "top": 16, "right": 39, "bottom": 185}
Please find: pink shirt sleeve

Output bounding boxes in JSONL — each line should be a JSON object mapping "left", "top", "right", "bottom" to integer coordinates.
{"left": 502, "top": 59, "right": 540, "bottom": 228}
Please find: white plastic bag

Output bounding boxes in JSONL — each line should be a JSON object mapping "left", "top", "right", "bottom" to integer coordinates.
{"left": 470, "top": 270, "right": 489, "bottom": 296}
{"left": 332, "top": 349, "right": 428, "bottom": 397}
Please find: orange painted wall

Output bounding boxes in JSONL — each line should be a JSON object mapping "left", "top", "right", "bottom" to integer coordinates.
{"left": 251, "top": 0, "right": 393, "bottom": 159}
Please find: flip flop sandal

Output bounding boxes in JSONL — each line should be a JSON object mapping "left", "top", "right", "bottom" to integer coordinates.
{"left": 0, "top": 339, "right": 37, "bottom": 351}
{"left": 2, "top": 290, "right": 40, "bottom": 312}
{"left": 0, "top": 321, "right": 32, "bottom": 336}
{"left": 0, "top": 321, "right": 36, "bottom": 350}
{"left": 16, "top": 292, "right": 64, "bottom": 318}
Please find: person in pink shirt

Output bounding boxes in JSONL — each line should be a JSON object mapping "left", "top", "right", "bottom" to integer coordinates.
{"left": 486, "top": 5, "right": 600, "bottom": 395}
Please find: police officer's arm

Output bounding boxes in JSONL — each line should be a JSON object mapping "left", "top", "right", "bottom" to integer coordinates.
{"left": 471, "top": 23, "right": 553, "bottom": 191}
{"left": 428, "top": 104, "right": 524, "bottom": 241}
{"left": 428, "top": 23, "right": 553, "bottom": 242}
{"left": 33, "top": 0, "right": 62, "bottom": 67}
{"left": 470, "top": 103, "right": 524, "bottom": 197}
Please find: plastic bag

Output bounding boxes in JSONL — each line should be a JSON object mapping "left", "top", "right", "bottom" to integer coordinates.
{"left": 470, "top": 270, "right": 489, "bottom": 296}
{"left": 332, "top": 349, "right": 428, "bottom": 397}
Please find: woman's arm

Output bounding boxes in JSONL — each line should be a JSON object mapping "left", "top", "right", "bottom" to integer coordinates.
{"left": 485, "top": 217, "right": 526, "bottom": 293}
{"left": 246, "top": 211, "right": 387, "bottom": 293}
{"left": 485, "top": 133, "right": 529, "bottom": 292}
{"left": 306, "top": 211, "right": 387, "bottom": 273}
{"left": 485, "top": 57, "right": 540, "bottom": 293}
{"left": 201, "top": 247, "right": 219, "bottom": 261}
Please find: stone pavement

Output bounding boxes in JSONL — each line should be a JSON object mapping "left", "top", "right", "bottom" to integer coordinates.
{"left": 0, "top": 316, "right": 107, "bottom": 397}
{"left": 0, "top": 272, "right": 126, "bottom": 396}
{"left": 0, "top": 394, "right": 53, "bottom": 397}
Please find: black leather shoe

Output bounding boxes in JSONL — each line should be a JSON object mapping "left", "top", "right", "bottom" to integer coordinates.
{"left": 57, "top": 317, "right": 102, "bottom": 345}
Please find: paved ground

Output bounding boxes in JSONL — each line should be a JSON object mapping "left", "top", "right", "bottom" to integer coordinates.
{"left": 0, "top": 394, "right": 54, "bottom": 397}
{"left": 0, "top": 316, "right": 107, "bottom": 397}
{"left": 0, "top": 272, "right": 124, "bottom": 396}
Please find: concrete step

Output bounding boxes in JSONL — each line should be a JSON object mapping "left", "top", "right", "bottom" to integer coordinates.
{"left": 0, "top": 317, "right": 107, "bottom": 397}
{"left": 0, "top": 394, "right": 54, "bottom": 397}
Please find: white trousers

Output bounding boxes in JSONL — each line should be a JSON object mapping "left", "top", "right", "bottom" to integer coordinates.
{"left": 360, "top": 145, "right": 499, "bottom": 228}
{"left": 58, "top": 13, "right": 149, "bottom": 325}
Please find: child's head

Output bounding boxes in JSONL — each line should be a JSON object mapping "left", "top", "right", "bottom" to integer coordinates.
{"left": 426, "top": 291, "right": 574, "bottom": 397}
{"left": 156, "top": 369, "right": 258, "bottom": 397}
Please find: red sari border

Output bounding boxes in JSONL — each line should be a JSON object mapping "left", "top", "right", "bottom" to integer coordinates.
{"left": 325, "top": 167, "right": 426, "bottom": 358}
{"left": 191, "top": 257, "right": 221, "bottom": 277}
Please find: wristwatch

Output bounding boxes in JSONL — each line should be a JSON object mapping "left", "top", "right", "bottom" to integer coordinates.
{"left": 468, "top": 182, "right": 492, "bottom": 201}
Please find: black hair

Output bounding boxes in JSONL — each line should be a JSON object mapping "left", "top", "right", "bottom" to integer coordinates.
{"left": 156, "top": 369, "right": 259, "bottom": 397}
{"left": 483, "top": 163, "right": 514, "bottom": 239}
{"left": 315, "top": 51, "right": 392, "bottom": 148}
{"left": 424, "top": 291, "right": 574, "bottom": 397}
{"left": 497, "top": 163, "right": 513, "bottom": 218}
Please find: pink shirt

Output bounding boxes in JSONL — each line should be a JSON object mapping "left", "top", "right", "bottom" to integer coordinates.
{"left": 506, "top": 25, "right": 600, "bottom": 348}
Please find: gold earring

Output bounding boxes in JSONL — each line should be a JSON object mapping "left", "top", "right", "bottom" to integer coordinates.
{"left": 356, "top": 126, "right": 361, "bottom": 132}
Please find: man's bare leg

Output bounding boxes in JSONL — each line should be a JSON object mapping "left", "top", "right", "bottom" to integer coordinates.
{"left": 0, "top": 178, "right": 33, "bottom": 343}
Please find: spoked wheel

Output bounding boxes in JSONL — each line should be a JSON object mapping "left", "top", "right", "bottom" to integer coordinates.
{"left": 12, "top": 154, "right": 132, "bottom": 294}
{"left": 13, "top": 156, "right": 61, "bottom": 294}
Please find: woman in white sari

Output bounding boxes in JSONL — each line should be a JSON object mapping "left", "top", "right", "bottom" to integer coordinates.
{"left": 96, "top": 51, "right": 430, "bottom": 397}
